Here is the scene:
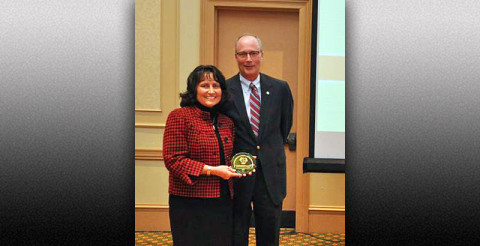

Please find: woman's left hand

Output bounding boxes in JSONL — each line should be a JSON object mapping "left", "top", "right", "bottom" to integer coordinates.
{"left": 211, "top": 165, "right": 243, "bottom": 180}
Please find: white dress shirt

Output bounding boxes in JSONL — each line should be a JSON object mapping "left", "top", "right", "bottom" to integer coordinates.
{"left": 239, "top": 74, "right": 261, "bottom": 122}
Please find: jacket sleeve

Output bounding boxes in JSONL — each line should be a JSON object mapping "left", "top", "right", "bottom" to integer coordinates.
{"left": 280, "top": 81, "right": 294, "bottom": 144}
{"left": 163, "top": 109, "right": 204, "bottom": 185}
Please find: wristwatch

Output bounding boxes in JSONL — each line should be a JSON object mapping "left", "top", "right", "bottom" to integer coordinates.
{"left": 206, "top": 165, "right": 212, "bottom": 176}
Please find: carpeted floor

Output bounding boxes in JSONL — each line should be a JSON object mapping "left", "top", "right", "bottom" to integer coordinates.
{"left": 135, "top": 228, "right": 345, "bottom": 245}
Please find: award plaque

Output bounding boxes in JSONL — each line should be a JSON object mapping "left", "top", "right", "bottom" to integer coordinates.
{"left": 231, "top": 152, "right": 256, "bottom": 174}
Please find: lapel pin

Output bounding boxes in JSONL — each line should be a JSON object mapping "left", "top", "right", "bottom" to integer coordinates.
{"left": 266, "top": 91, "right": 270, "bottom": 95}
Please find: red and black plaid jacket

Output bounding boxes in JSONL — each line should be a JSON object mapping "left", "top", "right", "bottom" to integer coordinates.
{"left": 163, "top": 106, "right": 235, "bottom": 198}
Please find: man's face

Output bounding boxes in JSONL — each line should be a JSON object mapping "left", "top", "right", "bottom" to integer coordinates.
{"left": 235, "top": 36, "right": 263, "bottom": 81}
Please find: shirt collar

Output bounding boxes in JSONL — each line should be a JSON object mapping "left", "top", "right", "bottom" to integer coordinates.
{"left": 239, "top": 73, "right": 260, "bottom": 89}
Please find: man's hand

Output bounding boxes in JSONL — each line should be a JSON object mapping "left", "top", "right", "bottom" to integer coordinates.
{"left": 242, "top": 168, "right": 256, "bottom": 177}
{"left": 242, "top": 155, "right": 257, "bottom": 176}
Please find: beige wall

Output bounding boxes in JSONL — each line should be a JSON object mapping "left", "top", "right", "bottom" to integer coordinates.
{"left": 310, "top": 173, "right": 345, "bottom": 207}
{"left": 309, "top": 173, "right": 345, "bottom": 233}
{"left": 135, "top": 0, "right": 200, "bottom": 231}
{"left": 135, "top": 0, "right": 344, "bottom": 233}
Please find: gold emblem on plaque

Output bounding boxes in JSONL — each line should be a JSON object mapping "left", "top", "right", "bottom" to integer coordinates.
{"left": 231, "top": 152, "right": 256, "bottom": 175}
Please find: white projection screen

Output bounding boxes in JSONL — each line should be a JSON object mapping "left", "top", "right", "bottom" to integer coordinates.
{"left": 306, "top": 0, "right": 345, "bottom": 172}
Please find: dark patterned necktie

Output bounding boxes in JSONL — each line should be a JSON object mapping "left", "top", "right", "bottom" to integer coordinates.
{"left": 249, "top": 83, "right": 261, "bottom": 137}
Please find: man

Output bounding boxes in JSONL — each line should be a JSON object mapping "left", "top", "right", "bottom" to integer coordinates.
{"left": 222, "top": 34, "right": 294, "bottom": 246}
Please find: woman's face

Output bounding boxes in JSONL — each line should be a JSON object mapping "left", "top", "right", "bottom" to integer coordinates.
{"left": 196, "top": 73, "right": 222, "bottom": 108}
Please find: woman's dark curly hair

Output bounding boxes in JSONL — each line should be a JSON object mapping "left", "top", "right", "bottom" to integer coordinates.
{"left": 180, "top": 65, "right": 228, "bottom": 107}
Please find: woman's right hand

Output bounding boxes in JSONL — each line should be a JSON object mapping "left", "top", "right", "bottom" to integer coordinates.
{"left": 211, "top": 165, "right": 243, "bottom": 180}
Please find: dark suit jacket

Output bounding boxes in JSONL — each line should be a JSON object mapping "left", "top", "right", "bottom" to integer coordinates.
{"left": 163, "top": 106, "right": 235, "bottom": 198}
{"left": 222, "top": 73, "right": 293, "bottom": 205}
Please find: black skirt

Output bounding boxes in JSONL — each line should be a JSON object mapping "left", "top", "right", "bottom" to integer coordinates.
{"left": 169, "top": 180, "right": 232, "bottom": 246}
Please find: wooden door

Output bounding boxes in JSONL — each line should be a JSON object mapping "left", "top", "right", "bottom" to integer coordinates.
{"left": 216, "top": 9, "right": 299, "bottom": 211}
{"left": 201, "top": 0, "right": 312, "bottom": 231}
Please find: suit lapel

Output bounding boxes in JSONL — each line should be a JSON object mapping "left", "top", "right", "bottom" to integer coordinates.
{"left": 229, "top": 75, "right": 257, "bottom": 140}
{"left": 258, "top": 73, "right": 272, "bottom": 141}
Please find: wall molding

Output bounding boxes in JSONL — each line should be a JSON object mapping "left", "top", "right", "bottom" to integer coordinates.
{"left": 309, "top": 205, "right": 345, "bottom": 212}
{"left": 135, "top": 109, "right": 163, "bottom": 113}
{"left": 135, "top": 204, "right": 170, "bottom": 231}
{"left": 135, "top": 149, "right": 163, "bottom": 160}
{"left": 135, "top": 123, "right": 166, "bottom": 129}
{"left": 135, "top": 203, "right": 169, "bottom": 209}
{"left": 308, "top": 206, "right": 345, "bottom": 233}
{"left": 134, "top": 205, "right": 344, "bottom": 232}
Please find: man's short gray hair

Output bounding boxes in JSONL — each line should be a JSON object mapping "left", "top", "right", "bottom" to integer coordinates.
{"left": 235, "top": 33, "right": 263, "bottom": 52}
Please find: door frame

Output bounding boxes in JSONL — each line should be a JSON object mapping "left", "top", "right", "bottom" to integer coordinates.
{"left": 200, "top": 0, "right": 312, "bottom": 232}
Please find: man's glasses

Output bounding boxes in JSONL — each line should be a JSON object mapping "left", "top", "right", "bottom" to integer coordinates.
{"left": 235, "top": 51, "right": 262, "bottom": 59}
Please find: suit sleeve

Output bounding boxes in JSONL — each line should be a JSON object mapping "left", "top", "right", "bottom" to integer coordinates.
{"left": 163, "top": 109, "right": 204, "bottom": 185}
{"left": 280, "top": 81, "right": 294, "bottom": 144}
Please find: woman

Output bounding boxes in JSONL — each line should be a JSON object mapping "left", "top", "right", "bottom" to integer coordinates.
{"left": 163, "top": 65, "right": 242, "bottom": 246}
